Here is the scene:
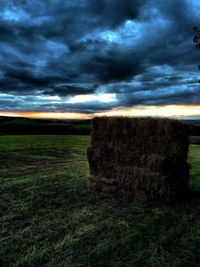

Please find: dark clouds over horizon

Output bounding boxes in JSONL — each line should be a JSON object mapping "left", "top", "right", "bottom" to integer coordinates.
{"left": 0, "top": 0, "right": 200, "bottom": 113}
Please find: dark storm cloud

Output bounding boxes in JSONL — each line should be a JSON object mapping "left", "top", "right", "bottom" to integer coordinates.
{"left": 82, "top": 49, "right": 143, "bottom": 83}
{"left": 44, "top": 84, "right": 98, "bottom": 96}
{"left": 89, "top": 0, "right": 143, "bottom": 28}
{"left": 0, "top": 0, "right": 200, "bottom": 112}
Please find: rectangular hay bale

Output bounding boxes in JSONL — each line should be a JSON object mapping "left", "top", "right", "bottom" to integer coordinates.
{"left": 87, "top": 117, "right": 190, "bottom": 204}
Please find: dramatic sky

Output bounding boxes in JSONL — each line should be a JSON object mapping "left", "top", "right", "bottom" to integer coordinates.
{"left": 0, "top": 0, "right": 200, "bottom": 119}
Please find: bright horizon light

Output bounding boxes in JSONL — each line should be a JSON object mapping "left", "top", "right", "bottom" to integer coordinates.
{"left": 1, "top": 104, "right": 200, "bottom": 120}
{"left": 99, "top": 105, "right": 200, "bottom": 119}
{"left": 67, "top": 93, "right": 117, "bottom": 104}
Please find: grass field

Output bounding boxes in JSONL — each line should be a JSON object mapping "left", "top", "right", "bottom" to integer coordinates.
{"left": 0, "top": 135, "right": 200, "bottom": 267}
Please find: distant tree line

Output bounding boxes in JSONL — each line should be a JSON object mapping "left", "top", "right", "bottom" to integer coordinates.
{"left": 0, "top": 117, "right": 91, "bottom": 135}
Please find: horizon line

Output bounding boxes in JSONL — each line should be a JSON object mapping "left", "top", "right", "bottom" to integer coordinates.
{"left": 0, "top": 104, "right": 200, "bottom": 120}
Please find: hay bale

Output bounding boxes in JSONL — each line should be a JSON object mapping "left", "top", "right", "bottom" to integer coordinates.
{"left": 87, "top": 117, "right": 190, "bottom": 204}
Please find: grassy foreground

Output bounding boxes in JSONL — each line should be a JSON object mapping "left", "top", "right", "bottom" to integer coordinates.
{"left": 0, "top": 135, "right": 200, "bottom": 267}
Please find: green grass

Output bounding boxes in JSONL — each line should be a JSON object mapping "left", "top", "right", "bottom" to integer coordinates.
{"left": 0, "top": 135, "right": 200, "bottom": 267}
{"left": 190, "top": 136, "right": 200, "bottom": 145}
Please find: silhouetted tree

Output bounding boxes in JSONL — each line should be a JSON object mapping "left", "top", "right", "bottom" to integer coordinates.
{"left": 193, "top": 26, "right": 200, "bottom": 49}
{"left": 193, "top": 27, "right": 200, "bottom": 81}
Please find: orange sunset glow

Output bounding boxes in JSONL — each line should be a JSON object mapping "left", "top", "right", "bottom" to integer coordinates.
{"left": 1, "top": 104, "right": 200, "bottom": 120}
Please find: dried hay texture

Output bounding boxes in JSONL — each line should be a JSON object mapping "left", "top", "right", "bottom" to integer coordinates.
{"left": 87, "top": 117, "right": 190, "bottom": 204}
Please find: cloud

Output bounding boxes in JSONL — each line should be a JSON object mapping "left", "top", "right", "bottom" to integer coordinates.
{"left": 0, "top": 0, "right": 199, "bottom": 113}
